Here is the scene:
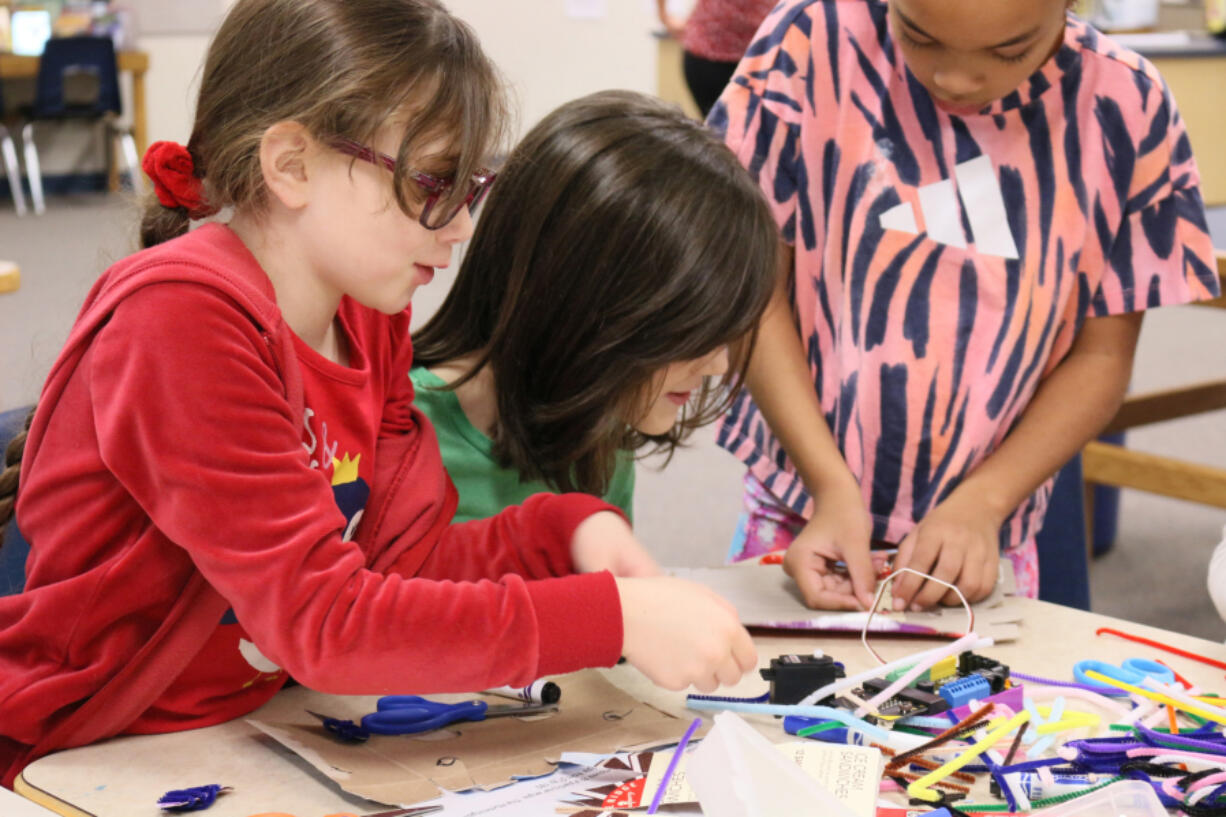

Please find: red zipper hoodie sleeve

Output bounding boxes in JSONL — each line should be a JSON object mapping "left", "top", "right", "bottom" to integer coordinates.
{"left": 88, "top": 283, "right": 622, "bottom": 695}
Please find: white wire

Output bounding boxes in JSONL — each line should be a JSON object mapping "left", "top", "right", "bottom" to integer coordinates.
{"left": 860, "top": 566, "right": 974, "bottom": 665}
{"left": 795, "top": 636, "right": 994, "bottom": 708}
{"left": 856, "top": 631, "right": 984, "bottom": 717}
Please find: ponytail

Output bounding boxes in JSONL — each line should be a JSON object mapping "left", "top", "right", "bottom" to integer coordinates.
{"left": 139, "top": 197, "right": 192, "bottom": 249}
{"left": 139, "top": 141, "right": 214, "bottom": 249}
{"left": 0, "top": 406, "right": 34, "bottom": 549}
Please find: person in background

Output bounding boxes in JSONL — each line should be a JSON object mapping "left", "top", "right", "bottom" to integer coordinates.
{"left": 656, "top": 0, "right": 776, "bottom": 117}
{"left": 711, "top": 0, "right": 1220, "bottom": 611}
{"left": 411, "top": 90, "right": 777, "bottom": 525}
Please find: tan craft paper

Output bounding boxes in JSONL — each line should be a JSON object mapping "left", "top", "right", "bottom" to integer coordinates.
{"left": 248, "top": 670, "right": 694, "bottom": 807}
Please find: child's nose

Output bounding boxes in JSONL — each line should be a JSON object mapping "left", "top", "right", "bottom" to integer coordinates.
{"left": 931, "top": 68, "right": 984, "bottom": 98}
{"left": 438, "top": 204, "right": 475, "bottom": 245}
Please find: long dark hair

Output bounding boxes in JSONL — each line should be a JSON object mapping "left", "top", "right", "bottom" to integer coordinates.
{"left": 413, "top": 90, "right": 778, "bottom": 496}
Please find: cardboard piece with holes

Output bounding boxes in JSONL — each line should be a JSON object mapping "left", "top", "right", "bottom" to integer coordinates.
{"left": 247, "top": 669, "right": 695, "bottom": 807}
{"left": 669, "top": 562, "right": 1021, "bottom": 641}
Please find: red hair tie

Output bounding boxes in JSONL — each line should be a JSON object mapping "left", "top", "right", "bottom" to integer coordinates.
{"left": 142, "top": 141, "right": 217, "bottom": 219}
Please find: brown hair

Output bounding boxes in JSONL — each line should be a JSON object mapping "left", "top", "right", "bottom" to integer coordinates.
{"left": 140, "top": 0, "right": 507, "bottom": 248}
{"left": 413, "top": 90, "right": 778, "bottom": 496}
{"left": 0, "top": 408, "right": 32, "bottom": 548}
{"left": 0, "top": 0, "right": 507, "bottom": 545}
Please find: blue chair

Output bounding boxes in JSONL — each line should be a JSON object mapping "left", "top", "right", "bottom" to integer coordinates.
{"left": 20, "top": 35, "right": 141, "bottom": 213}
{"left": 0, "top": 81, "right": 30, "bottom": 215}
{"left": 1034, "top": 456, "right": 1091, "bottom": 610}
{"left": 0, "top": 406, "right": 33, "bottom": 596}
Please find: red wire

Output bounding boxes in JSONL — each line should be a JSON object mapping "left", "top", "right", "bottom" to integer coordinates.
{"left": 1095, "top": 627, "right": 1226, "bottom": 674}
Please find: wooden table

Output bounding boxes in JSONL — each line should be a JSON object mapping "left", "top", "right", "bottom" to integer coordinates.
{"left": 13, "top": 597, "right": 1226, "bottom": 816}
{"left": 0, "top": 261, "right": 19, "bottom": 294}
{"left": 0, "top": 50, "right": 150, "bottom": 187}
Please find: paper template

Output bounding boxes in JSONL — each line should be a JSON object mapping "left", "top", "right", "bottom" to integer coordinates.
{"left": 668, "top": 562, "right": 1021, "bottom": 641}
{"left": 248, "top": 670, "right": 694, "bottom": 807}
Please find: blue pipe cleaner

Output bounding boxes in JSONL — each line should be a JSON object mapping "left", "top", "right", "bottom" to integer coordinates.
{"left": 1135, "top": 722, "right": 1226, "bottom": 753}
{"left": 157, "top": 784, "right": 230, "bottom": 812}
{"left": 686, "top": 691, "right": 771, "bottom": 704}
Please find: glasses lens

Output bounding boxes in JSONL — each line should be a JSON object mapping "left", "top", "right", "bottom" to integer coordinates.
{"left": 420, "top": 176, "right": 493, "bottom": 230}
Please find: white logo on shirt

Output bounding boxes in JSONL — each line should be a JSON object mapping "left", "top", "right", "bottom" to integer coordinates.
{"left": 879, "top": 155, "right": 1020, "bottom": 260}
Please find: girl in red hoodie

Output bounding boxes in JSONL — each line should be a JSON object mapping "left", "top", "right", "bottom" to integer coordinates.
{"left": 0, "top": 0, "right": 759, "bottom": 786}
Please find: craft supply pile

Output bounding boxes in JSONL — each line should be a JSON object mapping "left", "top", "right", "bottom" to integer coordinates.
{"left": 227, "top": 626, "right": 1226, "bottom": 817}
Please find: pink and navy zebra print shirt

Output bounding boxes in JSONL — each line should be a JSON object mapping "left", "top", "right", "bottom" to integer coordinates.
{"left": 713, "top": 0, "right": 1220, "bottom": 552}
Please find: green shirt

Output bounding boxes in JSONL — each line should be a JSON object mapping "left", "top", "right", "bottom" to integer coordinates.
{"left": 411, "top": 367, "right": 635, "bottom": 524}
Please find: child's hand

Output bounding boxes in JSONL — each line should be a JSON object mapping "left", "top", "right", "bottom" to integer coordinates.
{"left": 890, "top": 491, "right": 1002, "bottom": 610}
{"left": 571, "top": 510, "right": 662, "bottom": 577}
{"left": 616, "top": 576, "right": 758, "bottom": 692}
{"left": 782, "top": 483, "right": 876, "bottom": 610}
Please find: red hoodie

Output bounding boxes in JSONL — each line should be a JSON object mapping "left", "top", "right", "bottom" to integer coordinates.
{"left": 0, "top": 224, "right": 623, "bottom": 786}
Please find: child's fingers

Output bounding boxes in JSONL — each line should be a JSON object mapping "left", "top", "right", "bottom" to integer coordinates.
{"left": 790, "top": 563, "right": 861, "bottom": 609}
{"left": 890, "top": 529, "right": 929, "bottom": 609}
{"left": 810, "top": 588, "right": 868, "bottom": 611}
{"left": 911, "top": 544, "right": 963, "bottom": 609}
{"left": 840, "top": 541, "right": 878, "bottom": 610}
{"left": 964, "top": 546, "right": 1000, "bottom": 603}
{"left": 732, "top": 627, "right": 758, "bottom": 673}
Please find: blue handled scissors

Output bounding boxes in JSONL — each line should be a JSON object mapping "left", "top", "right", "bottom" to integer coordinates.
{"left": 1073, "top": 657, "right": 1175, "bottom": 696}
{"left": 309, "top": 696, "right": 557, "bottom": 740}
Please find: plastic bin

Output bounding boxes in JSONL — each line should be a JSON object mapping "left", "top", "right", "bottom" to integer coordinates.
{"left": 1030, "top": 780, "right": 1165, "bottom": 817}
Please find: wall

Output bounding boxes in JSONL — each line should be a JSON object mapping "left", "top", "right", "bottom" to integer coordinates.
{"left": 445, "top": 1, "right": 659, "bottom": 138}
{"left": 14, "top": 1, "right": 663, "bottom": 181}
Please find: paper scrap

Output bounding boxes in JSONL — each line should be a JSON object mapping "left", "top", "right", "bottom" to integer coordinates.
{"left": 561, "top": 740, "right": 883, "bottom": 817}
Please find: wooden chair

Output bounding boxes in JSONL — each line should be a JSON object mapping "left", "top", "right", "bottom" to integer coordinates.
{"left": 1081, "top": 249, "right": 1226, "bottom": 551}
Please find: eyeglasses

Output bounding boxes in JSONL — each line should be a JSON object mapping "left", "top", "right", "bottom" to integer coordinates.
{"left": 330, "top": 138, "right": 496, "bottom": 230}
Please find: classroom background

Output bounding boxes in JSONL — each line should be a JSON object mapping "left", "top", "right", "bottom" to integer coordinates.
{"left": 0, "top": 0, "right": 1224, "bottom": 640}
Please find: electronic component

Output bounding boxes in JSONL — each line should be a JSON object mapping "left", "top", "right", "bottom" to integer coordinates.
{"left": 957, "top": 653, "right": 1010, "bottom": 693}
{"left": 938, "top": 674, "right": 992, "bottom": 708}
{"left": 760, "top": 654, "right": 844, "bottom": 705}
{"left": 859, "top": 678, "right": 949, "bottom": 717}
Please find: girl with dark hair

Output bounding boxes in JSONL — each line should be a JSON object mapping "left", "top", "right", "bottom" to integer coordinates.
{"left": 0, "top": 1, "right": 756, "bottom": 787}
{"left": 412, "top": 90, "right": 778, "bottom": 525}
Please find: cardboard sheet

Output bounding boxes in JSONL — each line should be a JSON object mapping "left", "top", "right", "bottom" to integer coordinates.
{"left": 248, "top": 670, "right": 693, "bottom": 807}
{"left": 670, "top": 562, "right": 1022, "bottom": 641}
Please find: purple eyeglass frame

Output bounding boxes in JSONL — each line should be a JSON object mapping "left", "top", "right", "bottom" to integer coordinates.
{"left": 330, "top": 137, "right": 496, "bottom": 230}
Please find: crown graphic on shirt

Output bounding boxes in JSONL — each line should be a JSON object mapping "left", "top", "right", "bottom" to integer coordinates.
{"left": 331, "top": 452, "right": 361, "bottom": 486}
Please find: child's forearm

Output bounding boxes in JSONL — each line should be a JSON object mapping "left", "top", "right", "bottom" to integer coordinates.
{"left": 951, "top": 311, "right": 1144, "bottom": 521}
{"left": 745, "top": 245, "right": 858, "bottom": 497}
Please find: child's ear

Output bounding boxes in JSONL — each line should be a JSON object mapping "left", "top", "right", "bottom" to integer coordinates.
{"left": 259, "top": 120, "right": 315, "bottom": 210}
